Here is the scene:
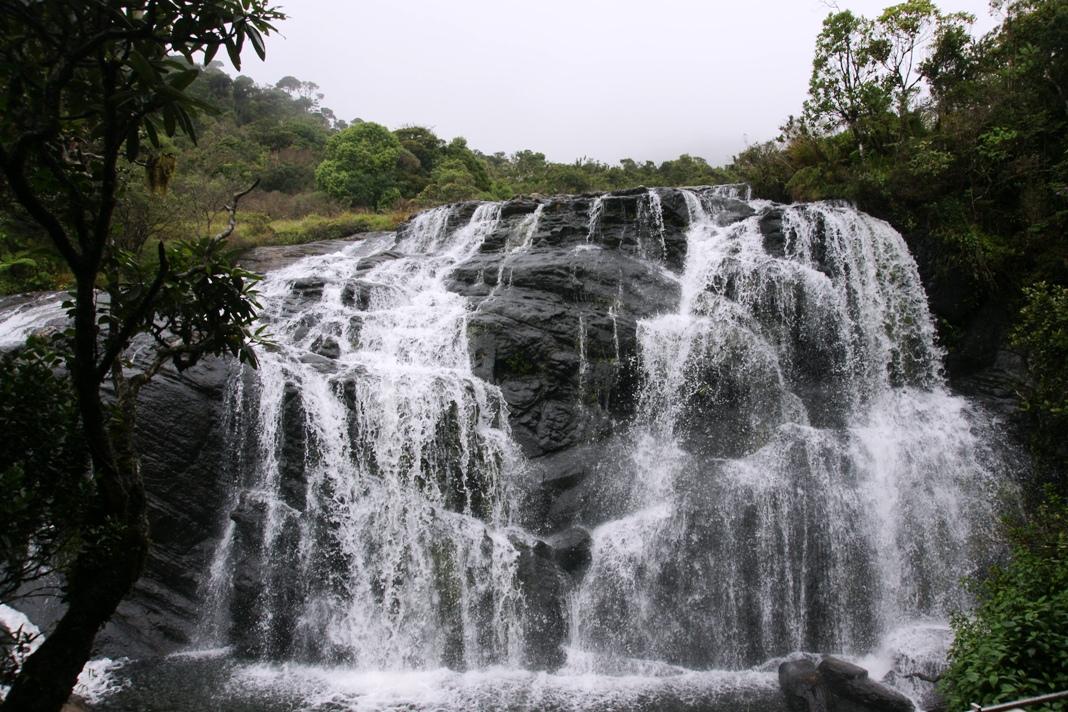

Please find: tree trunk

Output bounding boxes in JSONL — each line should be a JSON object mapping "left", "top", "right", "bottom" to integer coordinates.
{"left": 0, "top": 524, "right": 147, "bottom": 712}
{"left": 1, "top": 283, "right": 149, "bottom": 712}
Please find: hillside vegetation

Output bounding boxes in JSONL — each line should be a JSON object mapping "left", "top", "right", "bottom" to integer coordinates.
{"left": 0, "top": 0, "right": 1063, "bottom": 480}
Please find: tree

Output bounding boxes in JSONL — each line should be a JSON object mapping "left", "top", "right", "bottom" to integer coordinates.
{"left": 804, "top": 10, "right": 890, "bottom": 152}
{"left": 0, "top": 2, "right": 282, "bottom": 711}
{"left": 940, "top": 493, "right": 1068, "bottom": 710}
{"left": 804, "top": 3, "right": 974, "bottom": 148}
{"left": 315, "top": 121, "right": 412, "bottom": 208}
{"left": 871, "top": 1, "right": 973, "bottom": 130}
{"left": 417, "top": 158, "right": 485, "bottom": 204}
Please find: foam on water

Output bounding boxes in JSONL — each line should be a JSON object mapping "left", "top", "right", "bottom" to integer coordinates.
{"left": 0, "top": 605, "right": 126, "bottom": 703}
{"left": 203, "top": 204, "right": 530, "bottom": 669}
{"left": 0, "top": 294, "right": 66, "bottom": 349}
{"left": 229, "top": 660, "right": 778, "bottom": 712}
{"left": 571, "top": 188, "right": 1006, "bottom": 669}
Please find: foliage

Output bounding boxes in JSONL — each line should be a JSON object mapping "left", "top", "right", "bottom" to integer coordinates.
{"left": 0, "top": 338, "right": 89, "bottom": 604}
{"left": 235, "top": 211, "right": 403, "bottom": 248}
{"left": 1012, "top": 283, "right": 1068, "bottom": 484}
{"left": 417, "top": 158, "right": 490, "bottom": 204}
{"left": 940, "top": 492, "right": 1068, "bottom": 711}
{"left": 804, "top": 10, "right": 890, "bottom": 148}
{"left": 0, "top": 1, "right": 281, "bottom": 709}
{"left": 803, "top": 2, "right": 973, "bottom": 151}
{"left": 316, "top": 122, "right": 412, "bottom": 209}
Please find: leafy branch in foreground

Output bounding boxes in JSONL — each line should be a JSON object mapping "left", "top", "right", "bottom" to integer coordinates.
{"left": 0, "top": 2, "right": 282, "bottom": 711}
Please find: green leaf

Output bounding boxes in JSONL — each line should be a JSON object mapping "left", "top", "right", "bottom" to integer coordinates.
{"left": 124, "top": 125, "right": 140, "bottom": 162}
{"left": 247, "top": 26, "right": 265, "bottom": 60}
{"left": 143, "top": 117, "right": 160, "bottom": 147}
{"left": 203, "top": 42, "right": 220, "bottom": 66}
{"left": 127, "top": 50, "right": 158, "bottom": 85}
{"left": 161, "top": 106, "right": 176, "bottom": 136}
{"left": 224, "top": 38, "right": 241, "bottom": 70}
{"left": 168, "top": 68, "right": 200, "bottom": 91}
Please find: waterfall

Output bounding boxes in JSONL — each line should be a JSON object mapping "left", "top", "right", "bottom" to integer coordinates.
{"left": 204, "top": 203, "right": 530, "bottom": 669}
{"left": 170, "top": 186, "right": 1016, "bottom": 710}
{"left": 0, "top": 293, "right": 66, "bottom": 349}
{"left": 570, "top": 189, "right": 1006, "bottom": 669}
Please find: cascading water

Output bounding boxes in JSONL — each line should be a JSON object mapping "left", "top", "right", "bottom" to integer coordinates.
{"left": 87, "top": 185, "right": 1016, "bottom": 711}
{"left": 571, "top": 188, "right": 1006, "bottom": 670}
{"left": 203, "top": 203, "right": 531, "bottom": 670}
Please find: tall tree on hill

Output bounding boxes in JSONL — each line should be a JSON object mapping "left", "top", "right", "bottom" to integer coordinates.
{"left": 804, "top": 10, "right": 889, "bottom": 153}
{"left": 0, "top": 2, "right": 282, "bottom": 711}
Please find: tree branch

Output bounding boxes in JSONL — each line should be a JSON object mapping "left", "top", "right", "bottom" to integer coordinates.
{"left": 94, "top": 241, "right": 169, "bottom": 383}
{"left": 0, "top": 145, "right": 83, "bottom": 271}
{"left": 209, "top": 179, "right": 260, "bottom": 246}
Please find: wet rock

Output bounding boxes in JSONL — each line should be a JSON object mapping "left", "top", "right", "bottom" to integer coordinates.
{"left": 819, "top": 657, "right": 914, "bottom": 712}
{"left": 310, "top": 334, "right": 340, "bottom": 359}
{"left": 237, "top": 233, "right": 390, "bottom": 274}
{"left": 96, "top": 356, "right": 234, "bottom": 658}
{"left": 779, "top": 658, "right": 829, "bottom": 712}
{"left": 761, "top": 208, "right": 787, "bottom": 257}
{"left": 779, "top": 657, "right": 914, "bottom": 712}
{"left": 547, "top": 527, "right": 593, "bottom": 578}
{"left": 511, "top": 537, "right": 568, "bottom": 671}
{"left": 452, "top": 188, "right": 690, "bottom": 459}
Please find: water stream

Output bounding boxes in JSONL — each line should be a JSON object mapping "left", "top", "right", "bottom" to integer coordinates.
{"left": 77, "top": 186, "right": 1013, "bottom": 710}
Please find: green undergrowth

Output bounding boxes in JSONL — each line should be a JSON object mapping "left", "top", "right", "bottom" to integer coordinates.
{"left": 940, "top": 492, "right": 1068, "bottom": 711}
{"left": 230, "top": 210, "right": 406, "bottom": 250}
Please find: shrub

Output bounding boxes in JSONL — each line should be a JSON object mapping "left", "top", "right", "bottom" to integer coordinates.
{"left": 235, "top": 211, "right": 405, "bottom": 249}
{"left": 1012, "top": 282, "right": 1068, "bottom": 485}
{"left": 940, "top": 493, "right": 1068, "bottom": 711}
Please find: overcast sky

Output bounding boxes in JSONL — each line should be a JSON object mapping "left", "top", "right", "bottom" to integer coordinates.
{"left": 238, "top": 0, "right": 999, "bottom": 165}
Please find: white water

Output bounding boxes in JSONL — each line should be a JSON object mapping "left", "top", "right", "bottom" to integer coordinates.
{"left": 171, "top": 186, "right": 1012, "bottom": 710}
{"left": 0, "top": 605, "right": 126, "bottom": 704}
{"left": 637, "top": 188, "right": 668, "bottom": 261}
{"left": 0, "top": 294, "right": 65, "bottom": 349}
{"left": 571, "top": 189, "right": 1006, "bottom": 674}
{"left": 204, "top": 204, "right": 531, "bottom": 669}
{"left": 229, "top": 660, "right": 778, "bottom": 712}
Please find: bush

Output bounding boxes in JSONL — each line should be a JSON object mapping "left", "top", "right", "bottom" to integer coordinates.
{"left": 315, "top": 121, "right": 410, "bottom": 207}
{"left": 0, "top": 337, "right": 90, "bottom": 602}
{"left": 1012, "top": 282, "right": 1068, "bottom": 485}
{"left": 234, "top": 211, "right": 405, "bottom": 248}
{"left": 940, "top": 493, "right": 1068, "bottom": 711}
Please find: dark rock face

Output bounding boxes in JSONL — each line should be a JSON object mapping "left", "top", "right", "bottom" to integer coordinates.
{"left": 512, "top": 537, "right": 568, "bottom": 670}
{"left": 779, "top": 659, "right": 829, "bottom": 712}
{"left": 547, "top": 527, "right": 593, "bottom": 579}
{"left": 96, "top": 356, "right": 233, "bottom": 657}
{"left": 778, "top": 657, "right": 914, "bottom": 712}
{"left": 818, "top": 657, "right": 914, "bottom": 712}
{"left": 450, "top": 192, "right": 690, "bottom": 457}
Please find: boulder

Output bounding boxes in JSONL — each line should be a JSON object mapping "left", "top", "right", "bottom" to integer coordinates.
{"left": 778, "top": 657, "right": 915, "bottom": 712}
{"left": 511, "top": 536, "right": 568, "bottom": 671}
{"left": 779, "top": 658, "right": 829, "bottom": 712}
{"left": 547, "top": 527, "right": 593, "bottom": 578}
{"left": 819, "top": 657, "right": 914, "bottom": 712}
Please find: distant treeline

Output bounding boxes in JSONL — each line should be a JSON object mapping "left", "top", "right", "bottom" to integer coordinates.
{"left": 725, "top": 0, "right": 1067, "bottom": 489}
{"left": 0, "top": 58, "right": 742, "bottom": 295}
{"left": 1, "top": 2, "right": 1065, "bottom": 483}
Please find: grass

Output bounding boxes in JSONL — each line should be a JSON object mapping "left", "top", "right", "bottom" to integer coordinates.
{"left": 229, "top": 210, "right": 408, "bottom": 250}
{"left": 0, "top": 210, "right": 411, "bottom": 296}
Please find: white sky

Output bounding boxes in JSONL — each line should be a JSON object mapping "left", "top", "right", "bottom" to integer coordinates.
{"left": 238, "top": 0, "right": 999, "bottom": 165}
